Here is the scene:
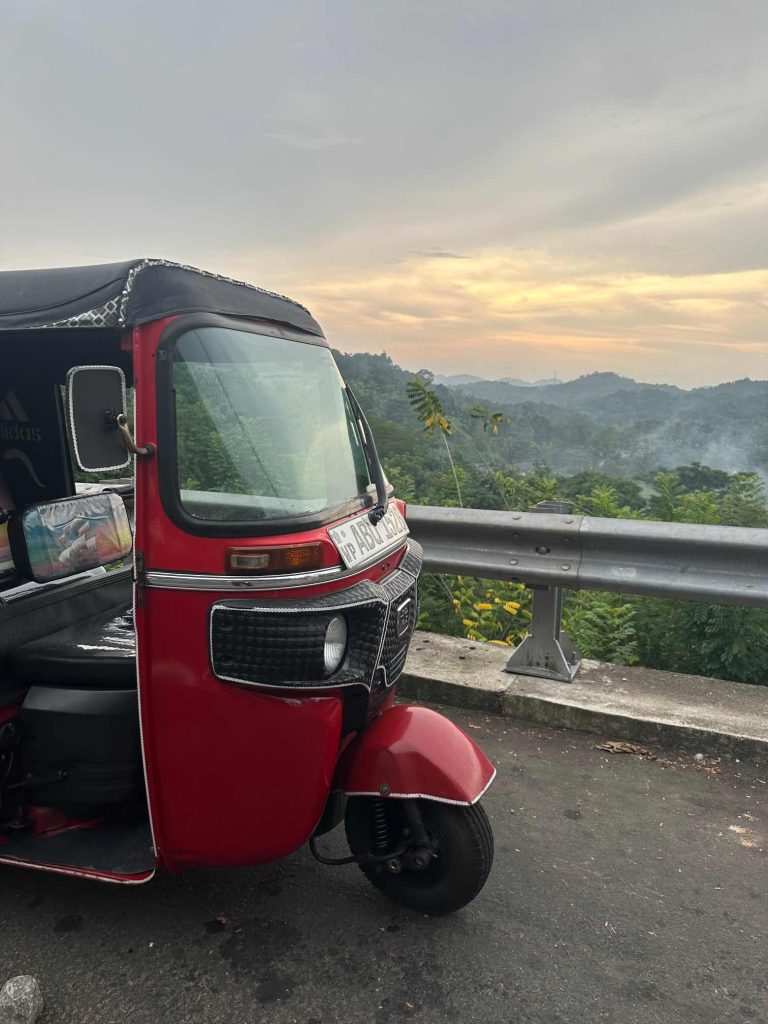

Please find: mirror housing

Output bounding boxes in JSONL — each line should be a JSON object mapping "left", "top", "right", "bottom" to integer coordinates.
{"left": 9, "top": 492, "right": 132, "bottom": 583}
{"left": 66, "top": 366, "right": 131, "bottom": 473}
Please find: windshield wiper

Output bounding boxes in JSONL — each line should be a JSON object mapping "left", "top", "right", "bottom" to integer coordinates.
{"left": 346, "top": 387, "right": 389, "bottom": 525}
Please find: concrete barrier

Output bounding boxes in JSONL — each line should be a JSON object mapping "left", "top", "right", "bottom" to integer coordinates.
{"left": 400, "top": 630, "right": 768, "bottom": 761}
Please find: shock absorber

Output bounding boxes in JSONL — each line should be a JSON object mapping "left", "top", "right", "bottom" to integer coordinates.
{"left": 372, "top": 798, "right": 389, "bottom": 853}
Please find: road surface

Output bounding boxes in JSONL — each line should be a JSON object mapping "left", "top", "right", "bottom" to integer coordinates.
{"left": 0, "top": 706, "right": 765, "bottom": 1023}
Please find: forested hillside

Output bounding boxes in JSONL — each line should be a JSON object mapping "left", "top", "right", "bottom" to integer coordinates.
{"left": 337, "top": 350, "right": 768, "bottom": 686}
{"left": 337, "top": 354, "right": 768, "bottom": 480}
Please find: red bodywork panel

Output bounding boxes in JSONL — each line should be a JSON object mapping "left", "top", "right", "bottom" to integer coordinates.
{"left": 132, "top": 318, "right": 407, "bottom": 870}
{"left": 137, "top": 587, "right": 344, "bottom": 868}
{"left": 333, "top": 704, "right": 496, "bottom": 805}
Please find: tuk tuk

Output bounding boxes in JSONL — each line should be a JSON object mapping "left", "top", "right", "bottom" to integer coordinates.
{"left": 0, "top": 259, "right": 494, "bottom": 914}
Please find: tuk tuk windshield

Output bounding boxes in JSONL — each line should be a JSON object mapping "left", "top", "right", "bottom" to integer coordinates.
{"left": 173, "top": 326, "right": 371, "bottom": 523}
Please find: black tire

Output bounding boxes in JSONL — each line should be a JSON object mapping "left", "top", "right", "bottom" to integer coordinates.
{"left": 345, "top": 797, "right": 494, "bottom": 915}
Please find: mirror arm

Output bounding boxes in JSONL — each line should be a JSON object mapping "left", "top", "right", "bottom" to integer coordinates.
{"left": 109, "top": 412, "right": 156, "bottom": 459}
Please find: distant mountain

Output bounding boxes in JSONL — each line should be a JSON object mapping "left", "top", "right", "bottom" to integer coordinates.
{"left": 454, "top": 371, "right": 670, "bottom": 409}
{"left": 432, "top": 374, "right": 485, "bottom": 387}
{"left": 434, "top": 373, "right": 561, "bottom": 388}
{"left": 500, "top": 376, "right": 561, "bottom": 388}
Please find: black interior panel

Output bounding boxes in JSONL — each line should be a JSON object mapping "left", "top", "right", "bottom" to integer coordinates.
{"left": 0, "top": 569, "right": 132, "bottom": 659}
{"left": 11, "top": 607, "right": 135, "bottom": 688}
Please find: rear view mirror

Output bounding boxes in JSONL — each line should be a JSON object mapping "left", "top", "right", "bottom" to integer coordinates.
{"left": 9, "top": 492, "right": 132, "bottom": 583}
{"left": 66, "top": 366, "right": 131, "bottom": 472}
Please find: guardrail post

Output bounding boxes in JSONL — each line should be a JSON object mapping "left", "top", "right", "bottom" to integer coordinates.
{"left": 504, "top": 585, "right": 581, "bottom": 682}
{"left": 504, "top": 501, "right": 581, "bottom": 683}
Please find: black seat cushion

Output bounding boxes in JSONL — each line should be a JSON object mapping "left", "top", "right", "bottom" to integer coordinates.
{"left": 10, "top": 607, "right": 136, "bottom": 689}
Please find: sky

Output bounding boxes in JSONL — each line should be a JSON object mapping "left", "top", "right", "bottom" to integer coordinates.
{"left": 2, "top": 0, "right": 768, "bottom": 387}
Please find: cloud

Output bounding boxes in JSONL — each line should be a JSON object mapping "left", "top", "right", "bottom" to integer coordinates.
{"left": 2, "top": 0, "right": 768, "bottom": 386}
{"left": 263, "top": 130, "right": 356, "bottom": 151}
{"left": 412, "top": 250, "right": 473, "bottom": 260}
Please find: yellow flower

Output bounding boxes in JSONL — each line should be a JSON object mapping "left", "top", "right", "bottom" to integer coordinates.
{"left": 490, "top": 639, "right": 510, "bottom": 647}
{"left": 462, "top": 618, "right": 477, "bottom": 627}
{"left": 452, "top": 598, "right": 461, "bottom": 606}
{"left": 503, "top": 601, "right": 521, "bottom": 614}
{"left": 474, "top": 602, "right": 493, "bottom": 611}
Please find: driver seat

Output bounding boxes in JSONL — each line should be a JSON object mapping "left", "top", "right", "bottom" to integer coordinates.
{"left": 10, "top": 606, "right": 137, "bottom": 689}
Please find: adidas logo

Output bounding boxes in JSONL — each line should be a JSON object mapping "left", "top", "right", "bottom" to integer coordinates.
{"left": 0, "top": 391, "right": 41, "bottom": 443}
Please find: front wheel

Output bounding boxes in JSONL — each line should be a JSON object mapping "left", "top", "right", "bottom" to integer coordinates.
{"left": 345, "top": 797, "right": 494, "bottom": 915}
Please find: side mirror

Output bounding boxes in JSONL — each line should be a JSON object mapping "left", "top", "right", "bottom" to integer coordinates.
{"left": 9, "top": 492, "right": 133, "bottom": 583}
{"left": 66, "top": 366, "right": 131, "bottom": 473}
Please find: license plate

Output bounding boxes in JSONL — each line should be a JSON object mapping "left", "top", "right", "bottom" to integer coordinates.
{"left": 328, "top": 504, "right": 409, "bottom": 570}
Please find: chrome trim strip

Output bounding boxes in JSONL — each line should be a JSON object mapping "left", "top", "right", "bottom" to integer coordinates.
{"left": 144, "top": 539, "right": 409, "bottom": 592}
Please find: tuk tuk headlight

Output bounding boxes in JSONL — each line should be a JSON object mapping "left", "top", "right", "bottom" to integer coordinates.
{"left": 323, "top": 615, "right": 348, "bottom": 676}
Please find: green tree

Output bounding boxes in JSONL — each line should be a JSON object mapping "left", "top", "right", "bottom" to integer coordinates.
{"left": 674, "top": 462, "right": 731, "bottom": 495}
{"left": 674, "top": 491, "right": 721, "bottom": 525}
{"left": 720, "top": 473, "right": 768, "bottom": 527}
{"left": 562, "top": 470, "right": 644, "bottom": 511}
{"left": 647, "top": 471, "right": 683, "bottom": 520}
{"left": 471, "top": 405, "right": 505, "bottom": 434}
{"left": 576, "top": 483, "right": 643, "bottom": 519}
{"left": 494, "top": 469, "right": 562, "bottom": 510}
{"left": 564, "top": 592, "right": 638, "bottom": 665}
{"left": 406, "top": 372, "right": 463, "bottom": 506}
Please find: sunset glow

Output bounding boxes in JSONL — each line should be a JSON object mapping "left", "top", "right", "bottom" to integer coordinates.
{"left": 291, "top": 255, "right": 768, "bottom": 385}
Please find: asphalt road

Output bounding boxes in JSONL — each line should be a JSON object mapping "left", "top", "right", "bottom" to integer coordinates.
{"left": 1, "top": 707, "right": 766, "bottom": 1024}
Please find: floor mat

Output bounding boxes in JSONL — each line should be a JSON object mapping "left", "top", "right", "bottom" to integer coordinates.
{"left": 0, "top": 820, "right": 154, "bottom": 875}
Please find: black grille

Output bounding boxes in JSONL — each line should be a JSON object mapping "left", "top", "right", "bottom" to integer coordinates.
{"left": 379, "top": 582, "right": 418, "bottom": 687}
{"left": 209, "top": 542, "right": 422, "bottom": 693}
{"left": 213, "top": 611, "right": 341, "bottom": 685}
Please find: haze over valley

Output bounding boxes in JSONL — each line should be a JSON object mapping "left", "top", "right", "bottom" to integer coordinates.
{"left": 339, "top": 353, "right": 768, "bottom": 483}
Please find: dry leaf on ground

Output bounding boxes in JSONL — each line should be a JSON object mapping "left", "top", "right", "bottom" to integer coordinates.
{"left": 595, "top": 740, "right": 657, "bottom": 760}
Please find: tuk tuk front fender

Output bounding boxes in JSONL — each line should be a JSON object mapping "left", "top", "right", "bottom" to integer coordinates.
{"left": 334, "top": 704, "right": 496, "bottom": 806}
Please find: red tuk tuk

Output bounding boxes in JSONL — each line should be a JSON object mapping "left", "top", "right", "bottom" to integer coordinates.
{"left": 0, "top": 260, "right": 494, "bottom": 914}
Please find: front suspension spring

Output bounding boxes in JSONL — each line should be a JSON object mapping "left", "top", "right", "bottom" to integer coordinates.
{"left": 372, "top": 799, "right": 389, "bottom": 852}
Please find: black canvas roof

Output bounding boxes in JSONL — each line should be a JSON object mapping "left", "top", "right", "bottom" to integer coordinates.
{"left": 0, "top": 259, "right": 324, "bottom": 336}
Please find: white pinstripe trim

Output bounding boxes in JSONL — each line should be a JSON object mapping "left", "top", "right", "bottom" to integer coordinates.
{"left": 340, "top": 767, "right": 497, "bottom": 807}
{"left": 133, "top": 578, "right": 159, "bottom": 874}
{"left": 65, "top": 365, "right": 132, "bottom": 473}
{"left": 0, "top": 854, "right": 153, "bottom": 885}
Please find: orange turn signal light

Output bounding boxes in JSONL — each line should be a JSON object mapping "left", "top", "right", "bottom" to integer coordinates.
{"left": 227, "top": 543, "right": 325, "bottom": 576}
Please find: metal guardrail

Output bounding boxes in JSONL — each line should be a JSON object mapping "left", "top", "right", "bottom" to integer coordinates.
{"left": 407, "top": 505, "right": 768, "bottom": 682}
